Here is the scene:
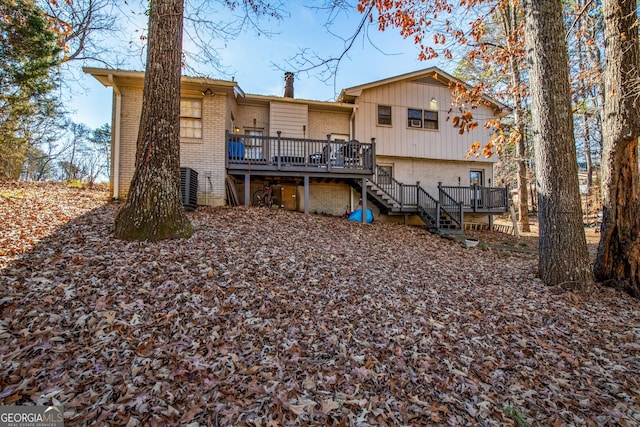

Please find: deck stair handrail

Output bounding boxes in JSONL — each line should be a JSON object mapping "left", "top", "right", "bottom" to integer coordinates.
{"left": 372, "top": 166, "right": 418, "bottom": 210}
{"left": 362, "top": 169, "right": 510, "bottom": 231}
{"left": 368, "top": 166, "right": 441, "bottom": 228}
{"left": 416, "top": 186, "right": 440, "bottom": 229}
{"left": 438, "top": 183, "right": 464, "bottom": 229}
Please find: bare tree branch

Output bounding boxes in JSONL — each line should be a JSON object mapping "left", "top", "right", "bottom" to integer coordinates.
{"left": 566, "top": 0, "right": 596, "bottom": 40}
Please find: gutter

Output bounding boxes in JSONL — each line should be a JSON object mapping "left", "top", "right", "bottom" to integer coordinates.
{"left": 108, "top": 74, "right": 122, "bottom": 200}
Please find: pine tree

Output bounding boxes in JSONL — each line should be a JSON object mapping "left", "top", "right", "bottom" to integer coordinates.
{"left": 0, "top": 0, "right": 62, "bottom": 178}
{"left": 523, "top": 0, "right": 594, "bottom": 287}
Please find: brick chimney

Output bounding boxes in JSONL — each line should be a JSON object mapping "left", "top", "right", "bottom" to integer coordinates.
{"left": 283, "top": 72, "right": 294, "bottom": 98}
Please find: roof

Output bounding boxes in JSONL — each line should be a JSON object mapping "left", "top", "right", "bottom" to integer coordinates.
{"left": 84, "top": 66, "right": 509, "bottom": 116}
{"left": 83, "top": 67, "right": 353, "bottom": 112}
{"left": 83, "top": 67, "right": 241, "bottom": 96}
{"left": 240, "top": 93, "right": 354, "bottom": 112}
{"left": 338, "top": 66, "right": 510, "bottom": 115}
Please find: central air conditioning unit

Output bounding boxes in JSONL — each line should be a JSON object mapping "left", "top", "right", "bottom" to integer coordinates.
{"left": 180, "top": 167, "right": 198, "bottom": 211}
{"left": 409, "top": 119, "right": 422, "bottom": 128}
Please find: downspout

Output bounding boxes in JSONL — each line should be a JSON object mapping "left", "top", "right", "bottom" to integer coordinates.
{"left": 108, "top": 74, "right": 122, "bottom": 200}
{"left": 349, "top": 107, "right": 356, "bottom": 140}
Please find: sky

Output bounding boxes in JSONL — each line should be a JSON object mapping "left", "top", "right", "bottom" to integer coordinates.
{"left": 68, "top": 2, "right": 453, "bottom": 130}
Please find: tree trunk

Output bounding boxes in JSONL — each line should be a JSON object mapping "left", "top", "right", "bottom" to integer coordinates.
{"left": 585, "top": 12, "right": 606, "bottom": 154}
{"left": 114, "top": 0, "right": 193, "bottom": 241}
{"left": 501, "top": 3, "right": 531, "bottom": 233}
{"left": 594, "top": 0, "right": 640, "bottom": 297}
{"left": 523, "top": 0, "right": 593, "bottom": 287}
{"left": 582, "top": 112, "right": 593, "bottom": 189}
{"left": 576, "top": 7, "right": 594, "bottom": 190}
{"left": 510, "top": 61, "right": 531, "bottom": 233}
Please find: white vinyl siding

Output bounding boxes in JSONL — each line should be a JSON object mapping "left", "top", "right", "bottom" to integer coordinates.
{"left": 269, "top": 101, "right": 308, "bottom": 138}
{"left": 352, "top": 80, "right": 496, "bottom": 162}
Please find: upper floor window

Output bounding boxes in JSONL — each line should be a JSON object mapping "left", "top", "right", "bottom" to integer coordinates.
{"left": 377, "top": 105, "right": 392, "bottom": 126}
{"left": 180, "top": 99, "right": 202, "bottom": 139}
{"left": 407, "top": 108, "right": 439, "bottom": 130}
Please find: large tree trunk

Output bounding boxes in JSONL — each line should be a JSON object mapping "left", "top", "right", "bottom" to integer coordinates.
{"left": 510, "top": 61, "right": 531, "bottom": 233}
{"left": 594, "top": 0, "right": 640, "bottom": 297}
{"left": 114, "top": 0, "right": 193, "bottom": 241}
{"left": 523, "top": 0, "right": 593, "bottom": 287}
{"left": 501, "top": 3, "right": 531, "bottom": 233}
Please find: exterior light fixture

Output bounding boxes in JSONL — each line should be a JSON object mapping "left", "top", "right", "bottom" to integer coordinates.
{"left": 202, "top": 88, "right": 213, "bottom": 96}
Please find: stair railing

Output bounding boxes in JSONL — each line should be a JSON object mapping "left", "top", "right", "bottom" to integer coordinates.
{"left": 438, "top": 183, "right": 464, "bottom": 229}
{"left": 416, "top": 186, "right": 440, "bottom": 228}
{"left": 373, "top": 166, "right": 418, "bottom": 209}
{"left": 369, "top": 167, "right": 465, "bottom": 230}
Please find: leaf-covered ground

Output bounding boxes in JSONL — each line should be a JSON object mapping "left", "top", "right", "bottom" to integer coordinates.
{"left": 1, "top": 182, "right": 639, "bottom": 426}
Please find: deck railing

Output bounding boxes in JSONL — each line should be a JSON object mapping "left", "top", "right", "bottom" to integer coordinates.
{"left": 439, "top": 184, "right": 509, "bottom": 212}
{"left": 226, "top": 131, "right": 375, "bottom": 173}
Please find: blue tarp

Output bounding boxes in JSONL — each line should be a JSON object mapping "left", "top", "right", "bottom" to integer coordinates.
{"left": 228, "top": 141, "right": 245, "bottom": 159}
{"left": 347, "top": 208, "right": 374, "bottom": 223}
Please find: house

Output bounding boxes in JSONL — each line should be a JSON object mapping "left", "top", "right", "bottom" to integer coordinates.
{"left": 84, "top": 66, "right": 509, "bottom": 230}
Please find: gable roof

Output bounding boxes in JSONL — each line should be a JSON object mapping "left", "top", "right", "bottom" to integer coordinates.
{"left": 338, "top": 66, "right": 509, "bottom": 115}
{"left": 85, "top": 66, "right": 509, "bottom": 116}
{"left": 83, "top": 67, "right": 242, "bottom": 97}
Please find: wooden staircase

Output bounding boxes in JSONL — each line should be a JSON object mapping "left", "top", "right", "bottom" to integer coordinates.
{"left": 363, "top": 180, "right": 439, "bottom": 230}
{"left": 352, "top": 167, "right": 464, "bottom": 233}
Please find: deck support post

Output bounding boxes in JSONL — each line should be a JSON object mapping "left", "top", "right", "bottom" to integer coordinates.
{"left": 277, "top": 131, "right": 282, "bottom": 171}
{"left": 362, "top": 177, "right": 368, "bottom": 224}
{"left": 304, "top": 175, "right": 309, "bottom": 214}
{"left": 326, "top": 135, "right": 332, "bottom": 173}
{"left": 244, "top": 173, "right": 251, "bottom": 206}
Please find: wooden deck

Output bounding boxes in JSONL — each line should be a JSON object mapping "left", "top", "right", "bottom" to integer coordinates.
{"left": 226, "top": 131, "right": 375, "bottom": 178}
{"left": 224, "top": 132, "right": 508, "bottom": 229}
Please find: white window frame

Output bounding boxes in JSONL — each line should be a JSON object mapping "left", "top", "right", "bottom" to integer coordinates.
{"left": 180, "top": 98, "right": 203, "bottom": 140}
